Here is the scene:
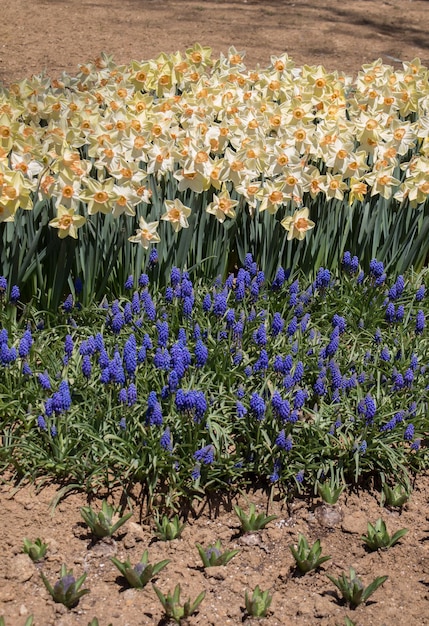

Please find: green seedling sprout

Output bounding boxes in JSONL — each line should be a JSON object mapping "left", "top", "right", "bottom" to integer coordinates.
{"left": 196, "top": 539, "right": 239, "bottom": 568}
{"left": 361, "top": 518, "right": 408, "bottom": 551}
{"left": 289, "top": 533, "right": 331, "bottom": 573}
{"left": 244, "top": 585, "right": 273, "bottom": 618}
{"left": 234, "top": 503, "right": 277, "bottom": 533}
{"left": 110, "top": 550, "right": 170, "bottom": 588}
{"left": 22, "top": 537, "right": 48, "bottom": 561}
{"left": 382, "top": 483, "right": 410, "bottom": 508}
{"left": 80, "top": 499, "right": 132, "bottom": 538}
{"left": 153, "top": 583, "right": 205, "bottom": 624}
{"left": 317, "top": 481, "right": 345, "bottom": 505}
{"left": 41, "top": 564, "right": 90, "bottom": 609}
{"left": 154, "top": 513, "right": 186, "bottom": 541}
{"left": 326, "top": 567, "right": 388, "bottom": 609}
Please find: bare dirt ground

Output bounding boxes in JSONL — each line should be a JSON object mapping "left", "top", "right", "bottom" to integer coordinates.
{"left": 2, "top": 476, "right": 429, "bottom": 626}
{"left": 0, "top": 0, "right": 429, "bottom": 84}
{"left": 1, "top": 1, "right": 429, "bottom": 624}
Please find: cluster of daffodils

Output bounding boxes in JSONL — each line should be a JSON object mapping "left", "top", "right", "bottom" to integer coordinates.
{"left": 0, "top": 46, "right": 429, "bottom": 246}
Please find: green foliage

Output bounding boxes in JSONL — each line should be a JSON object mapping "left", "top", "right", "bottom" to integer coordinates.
{"left": 153, "top": 583, "right": 205, "bottom": 624}
{"left": 41, "top": 564, "right": 90, "bottom": 609}
{"left": 289, "top": 534, "right": 331, "bottom": 573}
{"left": 316, "top": 481, "right": 345, "bottom": 505}
{"left": 0, "top": 263, "right": 428, "bottom": 505}
{"left": 244, "top": 585, "right": 273, "bottom": 618}
{"left": 154, "top": 514, "right": 186, "bottom": 541}
{"left": 110, "top": 551, "right": 170, "bottom": 589}
{"left": 80, "top": 500, "right": 132, "bottom": 538}
{"left": 0, "top": 618, "right": 33, "bottom": 626}
{"left": 382, "top": 483, "right": 410, "bottom": 508}
{"left": 196, "top": 539, "right": 239, "bottom": 568}
{"left": 326, "top": 567, "right": 388, "bottom": 609}
{"left": 22, "top": 537, "right": 48, "bottom": 561}
{"left": 234, "top": 503, "right": 277, "bottom": 533}
{"left": 87, "top": 620, "right": 113, "bottom": 626}
{"left": 361, "top": 518, "right": 408, "bottom": 551}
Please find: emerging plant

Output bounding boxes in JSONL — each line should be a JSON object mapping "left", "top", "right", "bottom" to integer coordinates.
{"left": 234, "top": 503, "right": 277, "bottom": 533}
{"left": 41, "top": 564, "right": 90, "bottom": 609}
{"left": 196, "top": 539, "right": 239, "bottom": 568}
{"left": 87, "top": 620, "right": 113, "bottom": 626}
{"left": 361, "top": 518, "right": 408, "bottom": 551}
{"left": 154, "top": 514, "right": 186, "bottom": 541}
{"left": 244, "top": 585, "right": 273, "bottom": 618}
{"left": 289, "top": 534, "right": 331, "bottom": 573}
{"left": 317, "top": 481, "right": 345, "bottom": 505}
{"left": 382, "top": 483, "right": 410, "bottom": 508}
{"left": 0, "top": 618, "right": 33, "bottom": 626}
{"left": 80, "top": 500, "right": 132, "bottom": 538}
{"left": 153, "top": 584, "right": 205, "bottom": 624}
{"left": 110, "top": 550, "right": 170, "bottom": 589}
{"left": 22, "top": 537, "right": 48, "bottom": 562}
{"left": 326, "top": 567, "right": 388, "bottom": 609}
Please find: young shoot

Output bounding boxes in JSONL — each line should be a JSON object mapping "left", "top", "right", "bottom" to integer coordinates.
{"left": 361, "top": 518, "right": 408, "bottom": 551}
{"left": 289, "top": 534, "right": 331, "bottom": 573}
{"left": 326, "top": 567, "right": 388, "bottom": 609}
{"left": 41, "top": 564, "right": 90, "bottom": 609}
{"left": 110, "top": 550, "right": 170, "bottom": 589}
{"left": 80, "top": 500, "right": 132, "bottom": 538}
{"left": 153, "top": 583, "right": 205, "bottom": 624}
{"left": 196, "top": 539, "right": 239, "bottom": 568}
{"left": 22, "top": 537, "right": 48, "bottom": 562}
{"left": 154, "top": 513, "right": 186, "bottom": 541}
{"left": 244, "top": 585, "right": 273, "bottom": 618}
{"left": 234, "top": 503, "right": 277, "bottom": 533}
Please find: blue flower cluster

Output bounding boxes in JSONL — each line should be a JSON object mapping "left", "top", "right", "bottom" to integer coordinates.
{"left": 1, "top": 251, "right": 427, "bottom": 493}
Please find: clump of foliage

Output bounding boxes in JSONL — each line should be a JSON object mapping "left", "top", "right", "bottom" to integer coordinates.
{"left": 290, "top": 534, "right": 331, "bottom": 573}
{"left": 327, "top": 567, "right": 388, "bottom": 609}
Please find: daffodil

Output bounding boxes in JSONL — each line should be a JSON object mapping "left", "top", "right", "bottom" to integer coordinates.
{"left": 281, "top": 207, "right": 315, "bottom": 241}
{"left": 349, "top": 178, "right": 368, "bottom": 205}
{"left": 79, "top": 177, "right": 117, "bottom": 215}
{"left": 128, "top": 217, "right": 161, "bottom": 249}
{"left": 48, "top": 206, "right": 86, "bottom": 239}
{"left": 111, "top": 184, "right": 141, "bottom": 218}
{"left": 0, "top": 170, "right": 32, "bottom": 220}
{"left": 161, "top": 198, "right": 192, "bottom": 232}
{"left": 206, "top": 189, "right": 238, "bottom": 223}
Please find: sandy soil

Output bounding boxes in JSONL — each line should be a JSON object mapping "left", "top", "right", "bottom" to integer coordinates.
{"left": 0, "top": 0, "right": 428, "bottom": 84}
{"left": 1, "top": 476, "right": 429, "bottom": 625}
{"left": 1, "top": 1, "right": 429, "bottom": 624}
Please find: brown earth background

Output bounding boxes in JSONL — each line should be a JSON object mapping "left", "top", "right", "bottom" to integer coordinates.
{"left": 1, "top": 0, "right": 429, "bottom": 84}
{"left": 2, "top": 1, "right": 429, "bottom": 625}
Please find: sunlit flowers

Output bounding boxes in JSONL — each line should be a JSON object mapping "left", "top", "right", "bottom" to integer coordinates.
{"left": 281, "top": 207, "right": 315, "bottom": 241}
{"left": 128, "top": 216, "right": 160, "bottom": 248}
{"left": 48, "top": 206, "right": 86, "bottom": 239}
{"left": 161, "top": 198, "right": 192, "bottom": 232}
{"left": 206, "top": 189, "right": 238, "bottom": 223}
{"left": 79, "top": 178, "right": 117, "bottom": 215}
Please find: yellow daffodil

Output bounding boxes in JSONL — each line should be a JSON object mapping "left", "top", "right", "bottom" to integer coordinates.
{"left": 349, "top": 178, "right": 368, "bottom": 204}
{"left": 281, "top": 207, "right": 315, "bottom": 241}
{"left": 79, "top": 177, "right": 117, "bottom": 215}
{"left": 206, "top": 189, "right": 238, "bottom": 223}
{"left": 128, "top": 217, "right": 161, "bottom": 249}
{"left": 0, "top": 170, "right": 32, "bottom": 220}
{"left": 48, "top": 206, "right": 86, "bottom": 239}
{"left": 161, "top": 198, "right": 192, "bottom": 232}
